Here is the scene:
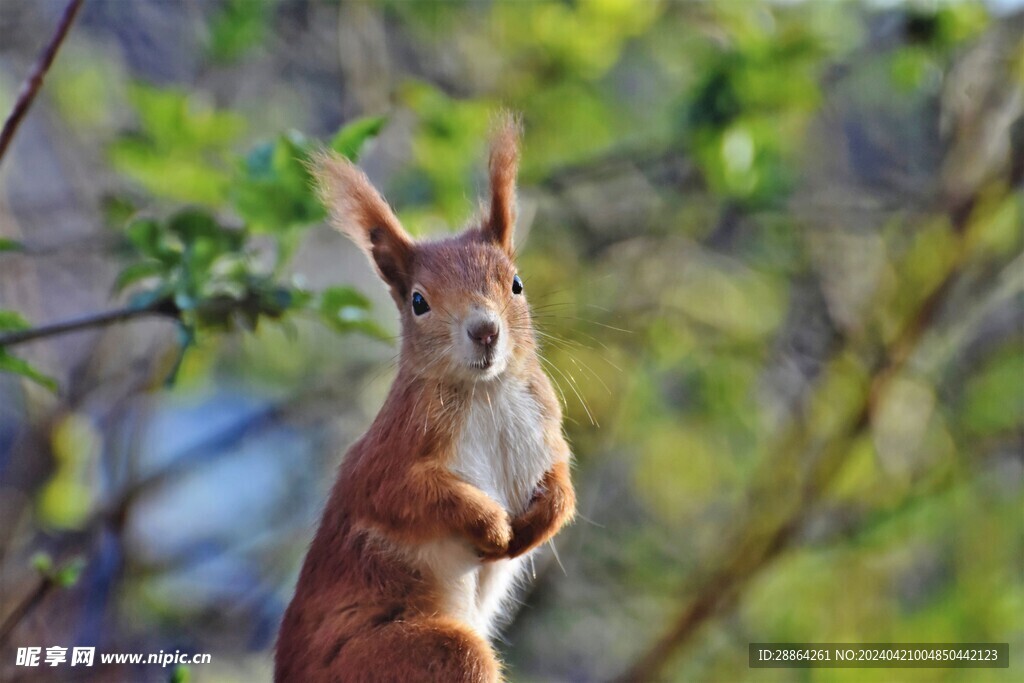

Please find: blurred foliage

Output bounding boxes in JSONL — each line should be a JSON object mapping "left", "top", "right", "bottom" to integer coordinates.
{"left": 31, "top": 552, "right": 86, "bottom": 589}
{"left": 107, "top": 90, "right": 390, "bottom": 353}
{"left": 110, "top": 84, "right": 246, "bottom": 205}
{"left": 1, "top": 91, "right": 388, "bottom": 387}
{"left": 0, "top": 1, "right": 1022, "bottom": 682}
{"left": 0, "top": 310, "right": 57, "bottom": 389}
{"left": 207, "top": 0, "right": 274, "bottom": 64}
{"left": 37, "top": 413, "right": 100, "bottom": 529}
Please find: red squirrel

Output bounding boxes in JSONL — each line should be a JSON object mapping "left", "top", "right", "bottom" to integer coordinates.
{"left": 275, "top": 114, "right": 576, "bottom": 682}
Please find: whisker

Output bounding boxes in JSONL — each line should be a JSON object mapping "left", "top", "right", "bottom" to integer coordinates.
{"left": 539, "top": 354, "right": 597, "bottom": 427}
{"left": 562, "top": 352, "right": 611, "bottom": 395}
{"left": 536, "top": 353, "right": 569, "bottom": 411}
{"left": 547, "top": 539, "right": 567, "bottom": 576}
{"left": 539, "top": 315, "right": 633, "bottom": 334}
{"left": 530, "top": 319, "right": 617, "bottom": 354}
{"left": 575, "top": 513, "right": 606, "bottom": 528}
{"left": 499, "top": 291, "right": 515, "bottom": 316}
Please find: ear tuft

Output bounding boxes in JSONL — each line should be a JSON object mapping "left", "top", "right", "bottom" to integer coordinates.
{"left": 485, "top": 111, "right": 522, "bottom": 252}
{"left": 312, "top": 150, "right": 414, "bottom": 296}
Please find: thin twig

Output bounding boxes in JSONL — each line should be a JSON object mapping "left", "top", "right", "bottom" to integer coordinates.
{"left": 0, "top": 299, "right": 178, "bottom": 348}
{"left": 0, "top": 576, "right": 52, "bottom": 648}
{"left": 0, "top": 0, "right": 86, "bottom": 167}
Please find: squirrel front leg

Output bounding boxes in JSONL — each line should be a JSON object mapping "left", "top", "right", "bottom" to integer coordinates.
{"left": 368, "top": 463, "right": 512, "bottom": 557}
{"left": 504, "top": 459, "right": 576, "bottom": 559}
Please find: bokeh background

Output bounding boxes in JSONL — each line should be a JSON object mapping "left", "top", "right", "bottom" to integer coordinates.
{"left": 1, "top": 1, "right": 1022, "bottom": 681}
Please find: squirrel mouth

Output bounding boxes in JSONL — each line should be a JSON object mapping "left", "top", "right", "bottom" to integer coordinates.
{"left": 467, "top": 348, "right": 501, "bottom": 372}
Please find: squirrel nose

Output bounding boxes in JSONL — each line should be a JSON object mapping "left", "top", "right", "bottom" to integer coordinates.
{"left": 467, "top": 320, "right": 500, "bottom": 347}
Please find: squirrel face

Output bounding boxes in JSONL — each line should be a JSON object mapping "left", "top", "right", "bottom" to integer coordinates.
{"left": 400, "top": 237, "right": 533, "bottom": 383}
{"left": 314, "top": 113, "right": 530, "bottom": 386}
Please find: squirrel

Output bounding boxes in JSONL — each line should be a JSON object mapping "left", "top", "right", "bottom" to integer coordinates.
{"left": 274, "top": 113, "right": 576, "bottom": 683}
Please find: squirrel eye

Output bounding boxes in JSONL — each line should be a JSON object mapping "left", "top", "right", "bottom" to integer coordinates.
{"left": 511, "top": 274, "right": 523, "bottom": 295}
{"left": 412, "top": 291, "right": 430, "bottom": 316}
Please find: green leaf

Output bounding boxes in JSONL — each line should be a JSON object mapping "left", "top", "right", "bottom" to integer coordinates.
{"left": 31, "top": 552, "right": 53, "bottom": 574}
{"left": 101, "top": 195, "right": 137, "bottom": 228}
{"left": 208, "top": 0, "right": 270, "bottom": 63}
{"left": 319, "top": 285, "right": 371, "bottom": 316}
{"left": 170, "top": 209, "right": 244, "bottom": 275}
{"left": 330, "top": 116, "right": 387, "bottom": 162}
{"left": 31, "top": 553, "right": 86, "bottom": 587}
{"left": 125, "top": 218, "right": 165, "bottom": 258}
{"left": 113, "top": 260, "right": 166, "bottom": 293}
{"left": 0, "top": 237, "right": 24, "bottom": 252}
{"left": 170, "top": 664, "right": 192, "bottom": 683}
{"left": 150, "top": 210, "right": 246, "bottom": 290}
{"left": 53, "top": 557, "right": 86, "bottom": 587}
{"left": 287, "top": 284, "right": 313, "bottom": 310}
{"left": 232, "top": 132, "right": 325, "bottom": 233}
{"left": 244, "top": 140, "right": 276, "bottom": 179}
{"left": 962, "top": 346, "right": 1024, "bottom": 435}
{"left": 110, "top": 84, "right": 244, "bottom": 205}
{"left": 127, "top": 84, "right": 245, "bottom": 152}
{"left": 274, "top": 132, "right": 313, "bottom": 175}
{"left": 0, "top": 309, "right": 30, "bottom": 332}
{"left": 109, "top": 138, "right": 231, "bottom": 205}
{"left": 201, "top": 277, "right": 247, "bottom": 303}
{"left": 318, "top": 286, "right": 389, "bottom": 339}
{"left": 0, "top": 350, "right": 57, "bottom": 391}
{"left": 258, "top": 286, "right": 296, "bottom": 318}
{"left": 168, "top": 208, "right": 222, "bottom": 242}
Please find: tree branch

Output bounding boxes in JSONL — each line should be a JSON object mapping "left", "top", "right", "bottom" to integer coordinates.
{"left": 0, "top": 298, "right": 178, "bottom": 348}
{"left": 0, "top": 0, "right": 85, "bottom": 167}
{"left": 0, "top": 576, "right": 52, "bottom": 649}
{"left": 612, "top": 20, "right": 1024, "bottom": 679}
{"left": 612, "top": 125, "right": 1006, "bottom": 683}
{"left": 0, "top": 371, "right": 347, "bottom": 647}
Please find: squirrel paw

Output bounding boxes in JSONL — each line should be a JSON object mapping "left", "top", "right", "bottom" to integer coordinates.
{"left": 467, "top": 505, "right": 512, "bottom": 560}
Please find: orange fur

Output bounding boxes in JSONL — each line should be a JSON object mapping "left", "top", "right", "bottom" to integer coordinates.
{"left": 276, "top": 116, "right": 575, "bottom": 682}
{"left": 312, "top": 152, "right": 414, "bottom": 302}
{"left": 486, "top": 112, "right": 521, "bottom": 253}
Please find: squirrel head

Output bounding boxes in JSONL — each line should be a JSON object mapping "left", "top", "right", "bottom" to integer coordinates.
{"left": 314, "top": 112, "right": 533, "bottom": 383}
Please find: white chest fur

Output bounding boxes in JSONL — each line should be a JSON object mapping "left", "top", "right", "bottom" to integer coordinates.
{"left": 414, "top": 377, "right": 552, "bottom": 638}
{"left": 451, "top": 377, "right": 551, "bottom": 515}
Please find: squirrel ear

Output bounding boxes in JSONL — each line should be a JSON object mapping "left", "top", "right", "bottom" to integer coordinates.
{"left": 484, "top": 111, "right": 521, "bottom": 253}
{"left": 313, "top": 151, "right": 414, "bottom": 297}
